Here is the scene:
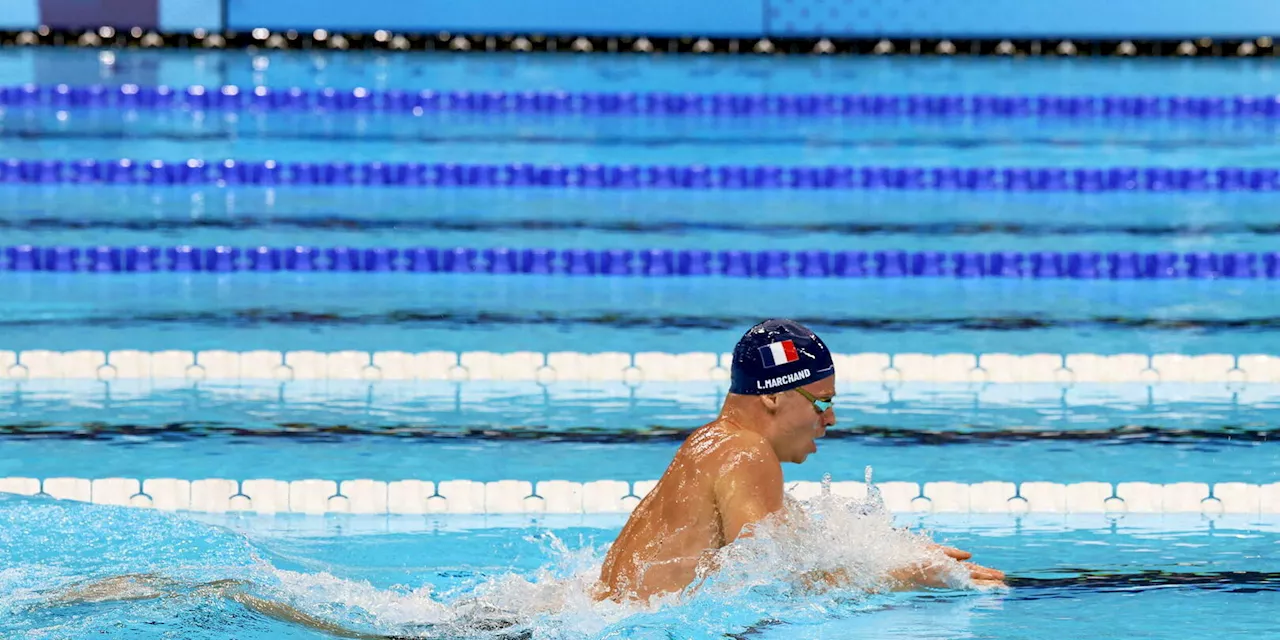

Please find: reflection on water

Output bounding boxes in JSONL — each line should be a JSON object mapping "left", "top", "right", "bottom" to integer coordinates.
{"left": 3, "top": 488, "right": 1279, "bottom": 639}
{"left": 0, "top": 479, "right": 996, "bottom": 640}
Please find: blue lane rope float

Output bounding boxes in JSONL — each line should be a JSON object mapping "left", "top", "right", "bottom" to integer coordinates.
{"left": 0, "top": 246, "right": 1275, "bottom": 278}
{"left": 3, "top": 159, "right": 1280, "bottom": 191}
{"left": 6, "top": 84, "right": 1280, "bottom": 120}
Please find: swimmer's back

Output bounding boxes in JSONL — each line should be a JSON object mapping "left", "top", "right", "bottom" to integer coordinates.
{"left": 596, "top": 421, "right": 782, "bottom": 602}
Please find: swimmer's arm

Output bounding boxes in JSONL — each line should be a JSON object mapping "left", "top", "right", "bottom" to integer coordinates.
{"left": 686, "top": 455, "right": 783, "bottom": 593}
{"left": 714, "top": 451, "right": 785, "bottom": 543}
{"left": 797, "top": 565, "right": 936, "bottom": 593}
{"left": 884, "top": 545, "right": 1006, "bottom": 591}
{"left": 229, "top": 592, "right": 389, "bottom": 639}
{"left": 798, "top": 561, "right": 1002, "bottom": 594}
{"left": 51, "top": 575, "right": 392, "bottom": 640}
{"left": 794, "top": 546, "right": 1006, "bottom": 594}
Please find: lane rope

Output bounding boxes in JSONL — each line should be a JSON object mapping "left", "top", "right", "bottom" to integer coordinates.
{"left": 2, "top": 245, "right": 1275, "bottom": 278}
{"left": 2, "top": 159, "right": 1278, "bottom": 191}
{"left": 0, "top": 349, "right": 1266, "bottom": 384}
{"left": 0, "top": 476, "right": 1271, "bottom": 515}
{"left": 7, "top": 85, "right": 1280, "bottom": 121}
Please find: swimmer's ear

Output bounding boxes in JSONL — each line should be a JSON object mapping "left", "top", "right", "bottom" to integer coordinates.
{"left": 760, "top": 393, "right": 782, "bottom": 413}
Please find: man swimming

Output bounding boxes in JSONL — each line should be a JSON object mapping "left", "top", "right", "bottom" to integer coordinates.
{"left": 50, "top": 319, "right": 1002, "bottom": 635}
{"left": 595, "top": 318, "right": 1005, "bottom": 602}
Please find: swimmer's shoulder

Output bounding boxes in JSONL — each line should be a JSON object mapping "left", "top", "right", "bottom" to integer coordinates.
{"left": 698, "top": 420, "right": 778, "bottom": 464}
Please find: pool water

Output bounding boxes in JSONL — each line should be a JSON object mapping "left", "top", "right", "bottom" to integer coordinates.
{"left": 1, "top": 381, "right": 1277, "bottom": 484}
{"left": 3, "top": 493, "right": 1278, "bottom": 640}
{"left": 2, "top": 46, "right": 1279, "bottom": 638}
{"left": 3, "top": 275, "right": 1280, "bottom": 354}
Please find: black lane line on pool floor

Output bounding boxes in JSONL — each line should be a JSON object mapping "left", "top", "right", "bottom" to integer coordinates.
{"left": 0, "top": 423, "right": 1272, "bottom": 445}
{"left": 1, "top": 311, "right": 1280, "bottom": 334}
{"left": 1006, "top": 570, "right": 1280, "bottom": 597}
{"left": 11, "top": 215, "right": 1280, "bottom": 238}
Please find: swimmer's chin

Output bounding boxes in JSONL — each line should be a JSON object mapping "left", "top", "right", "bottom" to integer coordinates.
{"left": 796, "top": 443, "right": 818, "bottom": 462}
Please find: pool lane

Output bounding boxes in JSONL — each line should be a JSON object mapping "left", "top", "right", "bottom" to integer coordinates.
{"left": 1, "top": 434, "right": 1273, "bottom": 485}
{"left": 0, "top": 380, "right": 1276, "bottom": 483}
{"left": 0, "top": 275, "right": 1275, "bottom": 353}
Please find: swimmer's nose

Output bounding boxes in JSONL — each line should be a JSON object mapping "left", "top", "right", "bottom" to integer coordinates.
{"left": 821, "top": 407, "right": 836, "bottom": 432}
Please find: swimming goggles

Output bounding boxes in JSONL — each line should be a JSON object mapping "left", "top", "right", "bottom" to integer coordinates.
{"left": 793, "top": 387, "right": 834, "bottom": 414}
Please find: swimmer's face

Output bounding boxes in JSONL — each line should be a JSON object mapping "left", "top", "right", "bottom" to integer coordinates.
{"left": 770, "top": 376, "right": 836, "bottom": 464}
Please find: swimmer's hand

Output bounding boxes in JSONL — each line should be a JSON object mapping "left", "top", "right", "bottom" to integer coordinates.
{"left": 960, "top": 561, "right": 1005, "bottom": 588}
{"left": 795, "top": 548, "right": 1005, "bottom": 594}
{"left": 931, "top": 544, "right": 972, "bottom": 561}
{"left": 929, "top": 543, "right": 1005, "bottom": 586}
{"left": 888, "top": 544, "right": 1006, "bottom": 590}
{"left": 888, "top": 559, "right": 1005, "bottom": 590}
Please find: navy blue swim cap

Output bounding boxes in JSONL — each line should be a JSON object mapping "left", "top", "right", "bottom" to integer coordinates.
{"left": 730, "top": 319, "right": 835, "bottom": 395}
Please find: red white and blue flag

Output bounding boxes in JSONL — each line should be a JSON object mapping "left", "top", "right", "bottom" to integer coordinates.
{"left": 759, "top": 340, "right": 800, "bottom": 368}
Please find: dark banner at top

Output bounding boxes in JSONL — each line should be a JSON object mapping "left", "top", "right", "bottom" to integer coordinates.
{"left": 40, "top": 0, "right": 159, "bottom": 29}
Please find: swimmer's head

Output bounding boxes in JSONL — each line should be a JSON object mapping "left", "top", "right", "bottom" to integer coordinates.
{"left": 728, "top": 319, "right": 837, "bottom": 463}
{"left": 730, "top": 319, "right": 835, "bottom": 396}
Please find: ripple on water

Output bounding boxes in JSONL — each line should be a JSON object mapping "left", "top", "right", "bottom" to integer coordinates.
{"left": 0, "top": 473, "right": 989, "bottom": 640}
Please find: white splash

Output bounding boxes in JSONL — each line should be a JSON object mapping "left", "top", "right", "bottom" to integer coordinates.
{"left": 267, "top": 566, "right": 449, "bottom": 626}
{"left": 694, "top": 468, "right": 969, "bottom": 598}
{"left": 261, "top": 467, "right": 978, "bottom": 639}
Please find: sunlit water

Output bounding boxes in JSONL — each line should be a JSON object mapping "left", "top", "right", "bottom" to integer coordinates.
{"left": 5, "top": 478, "right": 1280, "bottom": 639}
{"left": 1, "top": 471, "right": 987, "bottom": 640}
{"left": 5, "top": 47, "right": 1280, "bottom": 640}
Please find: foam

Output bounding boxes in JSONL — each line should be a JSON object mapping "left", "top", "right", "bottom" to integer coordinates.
{"left": 251, "top": 472, "right": 985, "bottom": 638}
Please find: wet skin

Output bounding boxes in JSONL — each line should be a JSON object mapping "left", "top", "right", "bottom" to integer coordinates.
{"left": 596, "top": 376, "right": 1004, "bottom": 602}
{"left": 49, "top": 381, "right": 1003, "bottom": 636}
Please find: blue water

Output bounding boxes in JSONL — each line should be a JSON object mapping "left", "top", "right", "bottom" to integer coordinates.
{"left": 7, "top": 189, "right": 1278, "bottom": 253}
{"left": 3, "top": 495, "right": 1278, "bottom": 639}
{"left": 4, "top": 48, "right": 1280, "bottom": 639}
{"left": 10, "top": 129, "right": 1280, "bottom": 166}
{"left": 4, "top": 422, "right": 1274, "bottom": 485}
{"left": 1, "top": 379, "right": 1275, "bottom": 483}
{"left": 0, "top": 275, "right": 1276, "bottom": 354}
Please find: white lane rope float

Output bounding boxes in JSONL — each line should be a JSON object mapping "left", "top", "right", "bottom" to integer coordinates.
{"left": 0, "top": 350, "right": 1272, "bottom": 385}
{"left": 0, "top": 477, "right": 1275, "bottom": 516}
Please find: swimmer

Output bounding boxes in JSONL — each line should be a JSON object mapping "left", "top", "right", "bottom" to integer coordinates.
{"left": 594, "top": 318, "right": 1005, "bottom": 602}
{"left": 46, "top": 319, "right": 1002, "bottom": 636}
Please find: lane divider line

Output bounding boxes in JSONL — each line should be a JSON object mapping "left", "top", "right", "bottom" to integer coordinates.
{"left": 1, "top": 160, "right": 1277, "bottom": 192}
{"left": 1, "top": 477, "right": 1272, "bottom": 515}
{"left": 1, "top": 245, "right": 1275, "bottom": 278}
{"left": 0, "top": 350, "right": 1266, "bottom": 384}
{"left": 7, "top": 85, "right": 1280, "bottom": 122}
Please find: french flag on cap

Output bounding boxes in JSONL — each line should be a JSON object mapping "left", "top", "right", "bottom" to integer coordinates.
{"left": 759, "top": 340, "right": 800, "bottom": 368}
